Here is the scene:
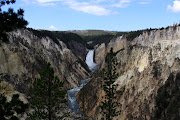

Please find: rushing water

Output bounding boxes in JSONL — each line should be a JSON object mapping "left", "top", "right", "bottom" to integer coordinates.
{"left": 67, "top": 50, "right": 97, "bottom": 114}
{"left": 85, "top": 50, "right": 97, "bottom": 72}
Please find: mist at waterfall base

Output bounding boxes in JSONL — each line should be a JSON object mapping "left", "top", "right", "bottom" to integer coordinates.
{"left": 67, "top": 50, "right": 97, "bottom": 114}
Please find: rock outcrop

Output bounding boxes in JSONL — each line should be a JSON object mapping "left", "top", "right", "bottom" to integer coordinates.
{"left": 94, "top": 26, "right": 180, "bottom": 64}
{"left": 0, "top": 28, "right": 92, "bottom": 119}
{"left": 135, "top": 26, "right": 180, "bottom": 47}
{"left": 94, "top": 43, "right": 106, "bottom": 64}
{"left": 77, "top": 26, "right": 180, "bottom": 120}
{"left": 0, "top": 29, "right": 90, "bottom": 94}
{"left": 66, "top": 40, "right": 88, "bottom": 61}
{"left": 94, "top": 36, "right": 129, "bottom": 64}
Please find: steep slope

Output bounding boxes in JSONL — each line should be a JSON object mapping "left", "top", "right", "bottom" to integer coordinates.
{"left": 94, "top": 26, "right": 180, "bottom": 64}
{"left": 77, "top": 26, "right": 180, "bottom": 120}
{"left": 28, "top": 29, "right": 88, "bottom": 60}
{"left": 0, "top": 28, "right": 92, "bottom": 119}
{"left": 0, "top": 29, "right": 90, "bottom": 95}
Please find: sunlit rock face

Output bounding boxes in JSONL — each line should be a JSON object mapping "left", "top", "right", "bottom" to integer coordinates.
{"left": 78, "top": 26, "right": 180, "bottom": 120}
{"left": 94, "top": 36, "right": 129, "bottom": 64}
{"left": 94, "top": 43, "right": 106, "bottom": 64}
{"left": 107, "top": 36, "right": 129, "bottom": 53}
{"left": 135, "top": 26, "right": 180, "bottom": 46}
{"left": 0, "top": 29, "right": 90, "bottom": 95}
{"left": 94, "top": 26, "right": 180, "bottom": 65}
{"left": 0, "top": 29, "right": 91, "bottom": 119}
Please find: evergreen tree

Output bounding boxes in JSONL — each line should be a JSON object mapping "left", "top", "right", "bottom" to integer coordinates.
{"left": 28, "top": 63, "right": 67, "bottom": 120}
{"left": 0, "top": 93, "right": 28, "bottom": 120}
{"left": 99, "top": 48, "right": 120, "bottom": 120}
{"left": 0, "top": 0, "right": 28, "bottom": 42}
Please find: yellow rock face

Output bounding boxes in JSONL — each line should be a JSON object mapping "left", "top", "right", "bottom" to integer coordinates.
{"left": 81, "top": 26, "right": 180, "bottom": 120}
{"left": 94, "top": 43, "right": 106, "bottom": 64}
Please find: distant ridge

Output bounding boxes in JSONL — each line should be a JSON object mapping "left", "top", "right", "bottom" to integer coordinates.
{"left": 70, "top": 30, "right": 117, "bottom": 36}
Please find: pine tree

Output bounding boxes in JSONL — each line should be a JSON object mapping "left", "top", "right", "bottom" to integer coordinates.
{"left": 0, "top": 0, "right": 28, "bottom": 42}
{"left": 28, "top": 63, "right": 67, "bottom": 120}
{"left": 99, "top": 48, "right": 120, "bottom": 120}
{"left": 0, "top": 93, "right": 28, "bottom": 120}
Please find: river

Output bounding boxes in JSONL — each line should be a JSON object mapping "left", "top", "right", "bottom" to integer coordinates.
{"left": 67, "top": 50, "right": 97, "bottom": 114}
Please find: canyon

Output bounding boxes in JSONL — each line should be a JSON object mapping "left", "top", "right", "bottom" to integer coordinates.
{"left": 0, "top": 25, "right": 180, "bottom": 120}
{"left": 0, "top": 29, "right": 90, "bottom": 119}
{"left": 77, "top": 26, "right": 180, "bottom": 120}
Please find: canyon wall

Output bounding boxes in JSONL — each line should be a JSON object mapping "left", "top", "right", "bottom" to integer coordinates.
{"left": 0, "top": 28, "right": 90, "bottom": 96}
{"left": 0, "top": 29, "right": 92, "bottom": 119}
{"left": 94, "top": 26, "right": 180, "bottom": 64}
{"left": 77, "top": 26, "right": 180, "bottom": 120}
{"left": 94, "top": 36, "right": 129, "bottom": 64}
{"left": 66, "top": 40, "right": 88, "bottom": 61}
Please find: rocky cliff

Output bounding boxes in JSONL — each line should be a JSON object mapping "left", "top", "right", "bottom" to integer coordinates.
{"left": 94, "top": 26, "right": 180, "bottom": 64}
{"left": 66, "top": 40, "right": 88, "bottom": 60}
{"left": 0, "top": 28, "right": 92, "bottom": 119}
{"left": 77, "top": 26, "right": 180, "bottom": 120}
{"left": 0, "top": 28, "right": 91, "bottom": 99}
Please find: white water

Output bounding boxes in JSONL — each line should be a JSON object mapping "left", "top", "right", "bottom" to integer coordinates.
{"left": 85, "top": 50, "right": 97, "bottom": 72}
{"left": 67, "top": 50, "right": 97, "bottom": 114}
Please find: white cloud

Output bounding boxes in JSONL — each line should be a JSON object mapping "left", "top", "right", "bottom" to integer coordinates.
{"left": 167, "top": 0, "right": 180, "bottom": 13}
{"left": 24, "top": 0, "right": 151, "bottom": 15}
{"left": 91, "top": 0, "right": 107, "bottom": 3}
{"left": 23, "top": 0, "right": 58, "bottom": 6}
{"left": 36, "top": 0, "right": 61, "bottom": 3}
{"left": 111, "top": 0, "right": 131, "bottom": 8}
{"left": 64, "top": 0, "right": 111, "bottom": 16}
{"left": 35, "top": 0, "right": 61, "bottom": 6}
{"left": 50, "top": 25, "right": 57, "bottom": 30}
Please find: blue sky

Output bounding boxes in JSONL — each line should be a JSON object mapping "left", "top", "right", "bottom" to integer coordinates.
{"left": 2, "top": 0, "right": 180, "bottom": 31}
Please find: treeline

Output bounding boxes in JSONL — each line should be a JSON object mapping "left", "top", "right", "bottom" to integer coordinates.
{"left": 27, "top": 28, "right": 86, "bottom": 46}
{"left": 81, "top": 30, "right": 144, "bottom": 49}
{"left": 116, "top": 31, "right": 143, "bottom": 41}
{"left": 82, "top": 34, "right": 115, "bottom": 49}
{"left": 71, "top": 30, "right": 116, "bottom": 36}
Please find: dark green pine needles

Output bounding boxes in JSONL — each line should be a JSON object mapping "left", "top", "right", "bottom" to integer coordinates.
{"left": 0, "top": 0, "right": 28, "bottom": 42}
{"left": 99, "top": 48, "right": 120, "bottom": 120}
{"left": 0, "top": 93, "right": 28, "bottom": 120}
{"left": 28, "top": 63, "right": 67, "bottom": 120}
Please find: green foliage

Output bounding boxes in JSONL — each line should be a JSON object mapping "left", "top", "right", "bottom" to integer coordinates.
{"left": 154, "top": 72, "right": 180, "bottom": 120}
{"left": 87, "top": 23, "right": 180, "bottom": 47}
{"left": 0, "top": 93, "right": 28, "bottom": 120}
{"left": 160, "top": 27, "right": 164, "bottom": 30}
{"left": 27, "top": 28, "right": 86, "bottom": 46}
{"left": 72, "top": 30, "right": 116, "bottom": 37}
{"left": 81, "top": 30, "right": 147, "bottom": 49}
{"left": 0, "top": 0, "right": 28, "bottom": 42}
{"left": 83, "top": 35, "right": 115, "bottom": 49}
{"left": 125, "top": 30, "right": 143, "bottom": 41}
{"left": 99, "top": 48, "right": 120, "bottom": 120}
{"left": 28, "top": 63, "right": 67, "bottom": 120}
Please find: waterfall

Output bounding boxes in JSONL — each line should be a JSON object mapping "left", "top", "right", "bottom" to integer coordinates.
{"left": 85, "top": 50, "right": 97, "bottom": 71}
{"left": 67, "top": 50, "right": 97, "bottom": 114}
